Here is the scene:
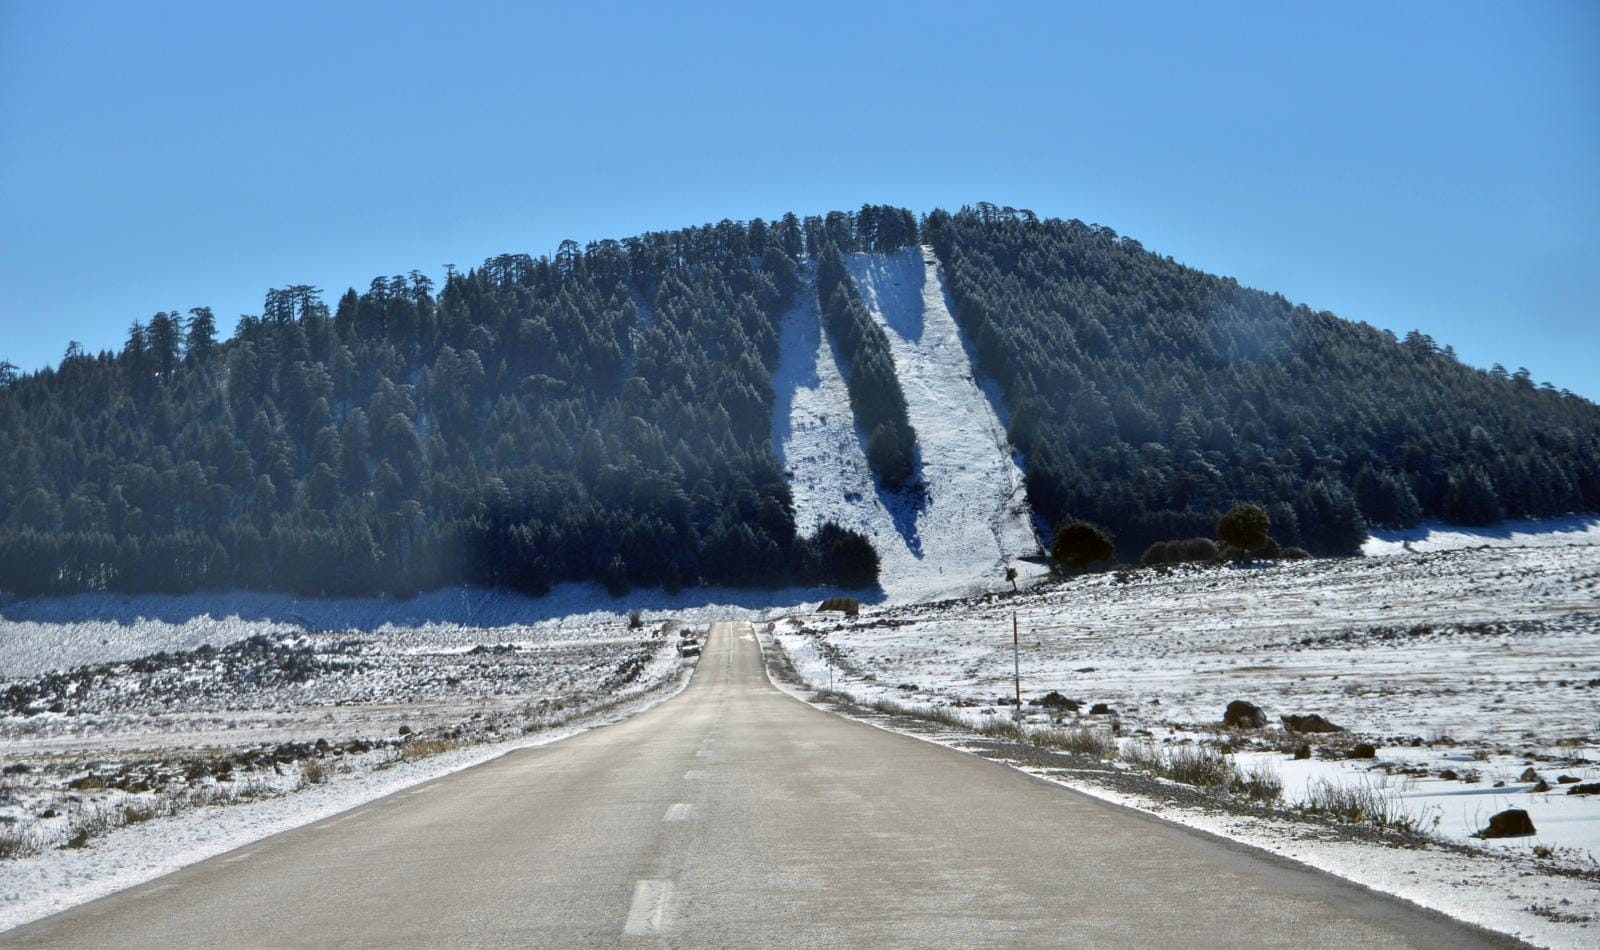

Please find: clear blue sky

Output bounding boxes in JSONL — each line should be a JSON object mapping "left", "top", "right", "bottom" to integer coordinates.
{"left": 2, "top": 1, "right": 1596, "bottom": 397}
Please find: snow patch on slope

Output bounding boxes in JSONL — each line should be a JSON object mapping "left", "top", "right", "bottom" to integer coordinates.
{"left": 1363, "top": 514, "right": 1600, "bottom": 556}
{"left": 771, "top": 248, "right": 1041, "bottom": 602}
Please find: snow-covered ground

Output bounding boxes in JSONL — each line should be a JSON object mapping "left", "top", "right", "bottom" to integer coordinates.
{"left": 771, "top": 248, "right": 1043, "bottom": 603}
{"left": 1364, "top": 514, "right": 1600, "bottom": 556}
{"left": 0, "top": 583, "right": 862, "bottom": 678}
{"left": 0, "top": 674, "right": 691, "bottom": 931}
{"left": 767, "top": 535, "right": 1600, "bottom": 946}
{"left": 0, "top": 602, "right": 702, "bottom": 931}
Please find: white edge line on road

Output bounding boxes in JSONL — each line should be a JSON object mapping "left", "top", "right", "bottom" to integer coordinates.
{"left": 623, "top": 879, "right": 672, "bottom": 935}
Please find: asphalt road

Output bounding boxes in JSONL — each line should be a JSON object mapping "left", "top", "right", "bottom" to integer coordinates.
{"left": 4, "top": 622, "right": 1517, "bottom": 948}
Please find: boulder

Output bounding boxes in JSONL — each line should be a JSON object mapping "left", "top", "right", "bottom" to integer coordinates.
{"left": 1029, "top": 692, "right": 1082, "bottom": 711}
{"left": 1348, "top": 743, "right": 1377, "bottom": 759}
{"left": 1556, "top": 775, "right": 1579, "bottom": 784}
{"left": 1476, "top": 808, "right": 1536, "bottom": 838}
{"left": 1292, "top": 744, "right": 1312, "bottom": 760}
{"left": 1518, "top": 767, "right": 1539, "bottom": 782}
{"left": 1223, "top": 700, "right": 1267, "bottom": 729}
{"left": 1281, "top": 714, "right": 1344, "bottom": 734}
{"left": 1089, "top": 702, "right": 1113, "bottom": 716}
{"left": 1439, "top": 769, "right": 1459, "bottom": 781}
{"left": 1566, "top": 783, "right": 1600, "bottom": 796}
{"left": 1531, "top": 780, "right": 1551, "bottom": 793}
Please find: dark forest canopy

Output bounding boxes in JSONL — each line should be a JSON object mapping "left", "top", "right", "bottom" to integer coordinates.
{"left": 2, "top": 201, "right": 1597, "bottom": 597}
{"left": 0, "top": 208, "right": 915, "bottom": 598}
{"left": 925, "top": 203, "right": 1600, "bottom": 557}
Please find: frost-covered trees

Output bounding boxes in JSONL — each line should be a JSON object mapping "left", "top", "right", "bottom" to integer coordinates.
{"left": 925, "top": 205, "right": 1600, "bottom": 557}
{"left": 0, "top": 214, "right": 884, "bottom": 597}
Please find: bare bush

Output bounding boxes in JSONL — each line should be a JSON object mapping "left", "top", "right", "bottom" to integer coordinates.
{"left": 1161, "top": 745, "right": 1237, "bottom": 788}
{"left": 0, "top": 826, "right": 43, "bottom": 860}
{"left": 300, "top": 759, "right": 328, "bottom": 786}
{"left": 1122, "top": 741, "right": 1255, "bottom": 792}
{"left": 1232, "top": 761, "right": 1284, "bottom": 802}
{"left": 397, "top": 738, "right": 457, "bottom": 763}
{"left": 1300, "top": 779, "right": 1431, "bottom": 833}
{"left": 1031, "top": 726, "right": 1117, "bottom": 759}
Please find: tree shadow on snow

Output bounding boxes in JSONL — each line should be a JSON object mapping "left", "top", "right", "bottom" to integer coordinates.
{"left": 848, "top": 249, "right": 927, "bottom": 343}
{"left": 0, "top": 580, "right": 889, "bottom": 634}
{"left": 875, "top": 448, "right": 929, "bottom": 560}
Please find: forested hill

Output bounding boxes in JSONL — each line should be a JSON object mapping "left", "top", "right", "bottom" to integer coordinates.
{"left": 926, "top": 204, "right": 1600, "bottom": 557}
{"left": 0, "top": 210, "right": 919, "bottom": 597}
{"left": 2, "top": 203, "right": 1597, "bottom": 599}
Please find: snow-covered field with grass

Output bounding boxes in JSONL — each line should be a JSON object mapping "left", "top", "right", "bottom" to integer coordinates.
{"left": 767, "top": 532, "right": 1600, "bottom": 947}
{"left": 771, "top": 248, "right": 1043, "bottom": 602}
{"left": 0, "top": 594, "right": 708, "bottom": 930}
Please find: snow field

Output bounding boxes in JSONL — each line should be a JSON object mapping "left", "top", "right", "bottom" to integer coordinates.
{"left": 767, "top": 536, "right": 1600, "bottom": 944}
{"left": 770, "top": 248, "right": 1043, "bottom": 604}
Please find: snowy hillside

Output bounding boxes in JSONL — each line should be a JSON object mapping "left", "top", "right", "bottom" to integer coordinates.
{"left": 772, "top": 248, "right": 1041, "bottom": 602}
{"left": 1363, "top": 514, "right": 1600, "bottom": 556}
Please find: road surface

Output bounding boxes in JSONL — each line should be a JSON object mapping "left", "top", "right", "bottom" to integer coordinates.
{"left": 4, "top": 622, "right": 1516, "bottom": 948}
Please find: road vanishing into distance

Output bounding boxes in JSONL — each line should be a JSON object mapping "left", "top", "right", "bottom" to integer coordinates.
{"left": 4, "top": 622, "right": 1516, "bottom": 949}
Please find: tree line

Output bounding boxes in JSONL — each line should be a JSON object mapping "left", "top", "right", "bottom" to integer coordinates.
{"left": 0, "top": 213, "right": 903, "bottom": 597}
{"left": 924, "top": 203, "right": 1600, "bottom": 557}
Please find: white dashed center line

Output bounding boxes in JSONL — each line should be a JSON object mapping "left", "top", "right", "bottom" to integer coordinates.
{"left": 663, "top": 803, "right": 693, "bottom": 822}
{"left": 623, "top": 879, "right": 672, "bottom": 935}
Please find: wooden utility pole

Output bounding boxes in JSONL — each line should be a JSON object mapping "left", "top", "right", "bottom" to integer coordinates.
{"left": 1012, "top": 611, "right": 1022, "bottom": 719}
